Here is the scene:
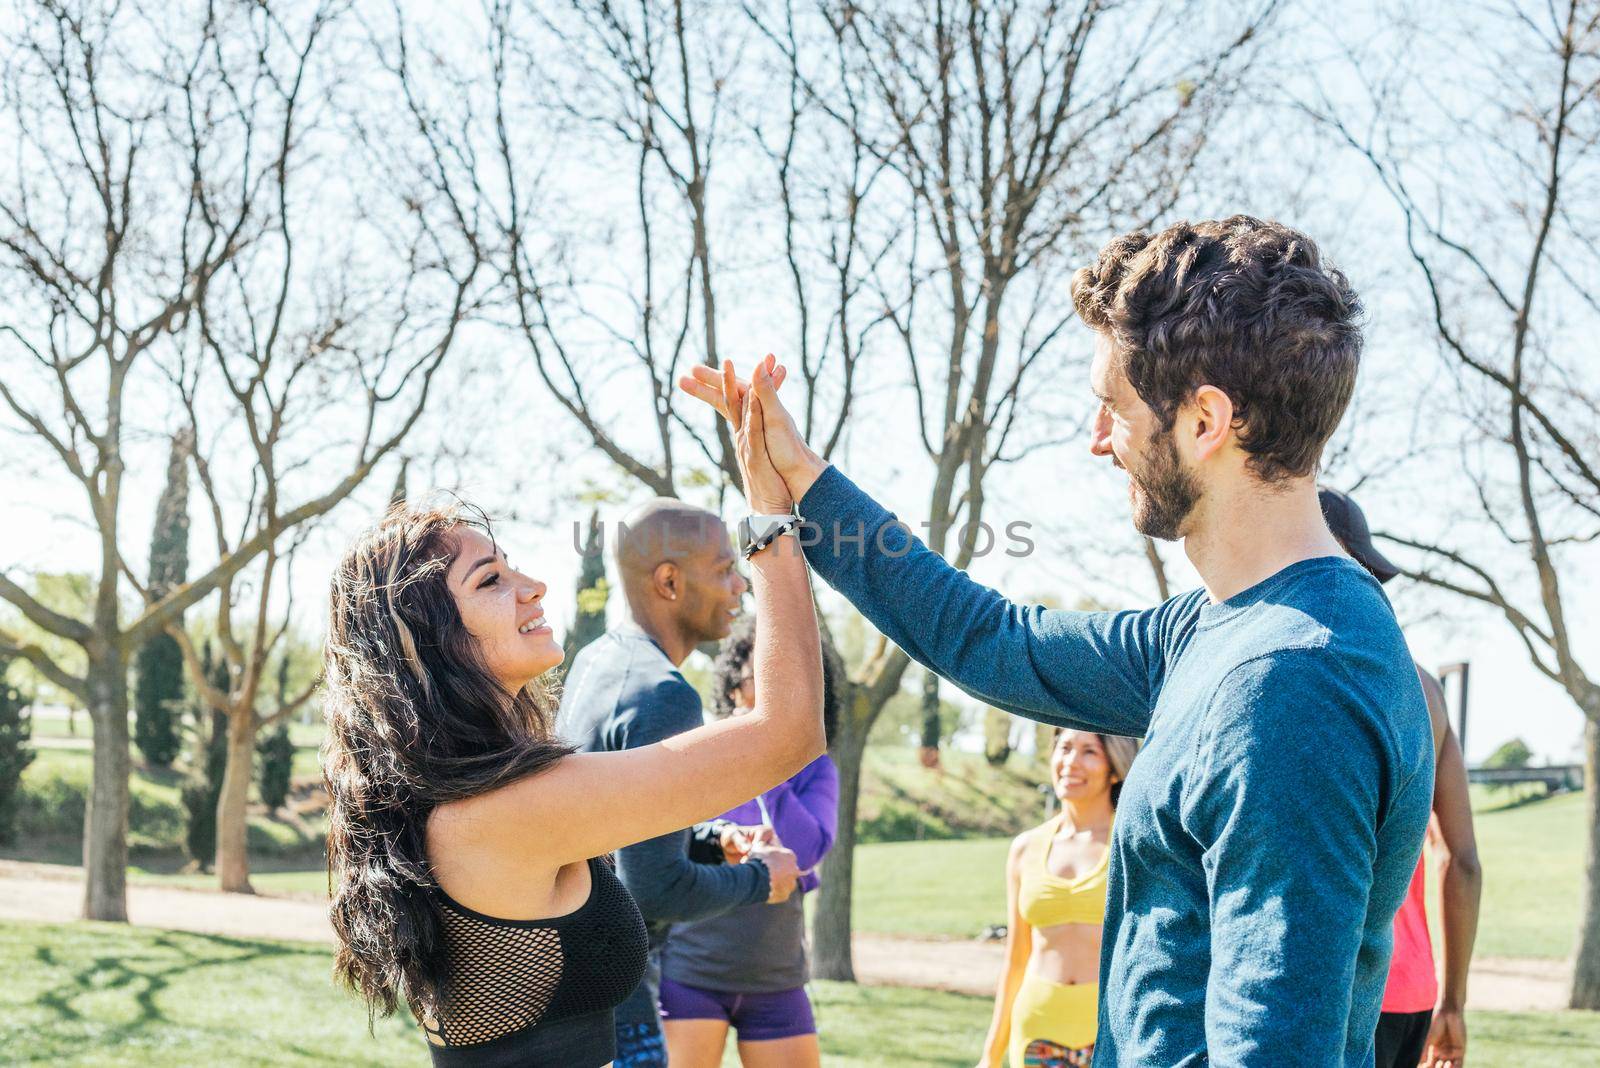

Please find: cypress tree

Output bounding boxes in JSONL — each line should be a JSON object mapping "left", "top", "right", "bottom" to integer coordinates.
{"left": 256, "top": 657, "right": 294, "bottom": 812}
{"left": 181, "top": 641, "right": 231, "bottom": 869}
{"left": 0, "top": 660, "right": 34, "bottom": 846}
{"left": 918, "top": 671, "right": 942, "bottom": 766}
{"left": 561, "top": 509, "right": 609, "bottom": 675}
{"left": 133, "top": 432, "right": 191, "bottom": 767}
{"left": 257, "top": 725, "right": 294, "bottom": 813}
{"left": 388, "top": 457, "right": 409, "bottom": 511}
{"left": 204, "top": 643, "right": 231, "bottom": 787}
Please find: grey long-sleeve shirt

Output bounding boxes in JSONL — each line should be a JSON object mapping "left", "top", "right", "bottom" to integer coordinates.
{"left": 556, "top": 626, "right": 769, "bottom": 939}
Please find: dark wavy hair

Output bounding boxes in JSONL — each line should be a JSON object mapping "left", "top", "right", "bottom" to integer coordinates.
{"left": 711, "top": 614, "right": 839, "bottom": 747}
{"left": 1071, "top": 215, "right": 1364, "bottom": 482}
{"left": 322, "top": 503, "right": 568, "bottom": 1025}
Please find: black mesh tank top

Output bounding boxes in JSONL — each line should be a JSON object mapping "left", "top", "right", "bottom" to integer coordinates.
{"left": 425, "top": 855, "right": 649, "bottom": 1067}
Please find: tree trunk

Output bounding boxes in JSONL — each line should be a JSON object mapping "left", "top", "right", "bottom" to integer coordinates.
{"left": 214, "top": 708, "right": 257, "bottom": 894}
{"left": 1571, "top": 714, "right": 1600, "bottom": 1008}
{"left": 918, "top": 670, "right": 942, "bottom": 769}
{"left": 82, "top": 650, "right": 131, "bottom": 921}
{"left": 811, "top": 708, "right": 868, "bottom": 982}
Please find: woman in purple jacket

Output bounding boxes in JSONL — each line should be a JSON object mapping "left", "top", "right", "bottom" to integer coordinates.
{"left": 659, "top": 615, "right": 840, "bottom": 1068}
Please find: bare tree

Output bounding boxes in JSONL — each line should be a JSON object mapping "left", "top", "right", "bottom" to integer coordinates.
{"left": 1312, "top": 0, "right": 1600, "bottom": 1007}
{"left": 481, "top": 0, "right": 748, "bottom": 499}
{"left": 430, "top": 0, "right": 1273, "bottom": 984}
{"left": 169, "top": 1, "right": 488, "bottom": 894}
{"left": 0, "top": 1, "right": 480, "bottom": 917}
{"left": 793, "top": 0, "right": 1278, "bottom": 980}
{"left": 0, "top": 0, "right": 269, "bottom": 921}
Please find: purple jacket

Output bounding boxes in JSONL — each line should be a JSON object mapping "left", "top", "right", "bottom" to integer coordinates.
{"left": 719, "top": 753, "right": 838, "bottom": 894}
{"left": 661, "top": 753, "right": 841, "bottom": 992}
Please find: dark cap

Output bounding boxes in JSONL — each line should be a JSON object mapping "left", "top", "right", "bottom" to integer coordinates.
{"left": 1319, "top": 487, "right": 1400, "bottom": 584}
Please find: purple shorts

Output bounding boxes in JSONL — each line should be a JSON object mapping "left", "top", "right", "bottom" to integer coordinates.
{"left": 657, "top": 976, "right": 816, "bottom": 1041}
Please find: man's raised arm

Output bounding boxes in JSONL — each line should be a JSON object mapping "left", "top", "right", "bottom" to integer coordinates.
{"left": 798, "top": 464, "right": 1177, "bottom": 737}
{"left": 680, "top": 356, "right": 1178, "bottom": 738}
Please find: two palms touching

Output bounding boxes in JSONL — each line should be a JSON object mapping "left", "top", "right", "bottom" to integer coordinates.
{"left": 678, "top": 355, "right": 823, "bottom": 514}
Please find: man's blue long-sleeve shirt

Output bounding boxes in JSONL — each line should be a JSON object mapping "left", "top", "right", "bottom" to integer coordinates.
{"left": 556, "top": 626, "right": 769, "bottom": 936}
{"left": 799, "top": 466, "right": 1433, "bottom": 1066}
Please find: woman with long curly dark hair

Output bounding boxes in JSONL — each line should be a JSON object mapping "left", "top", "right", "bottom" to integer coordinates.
{"left": 322, "top": 360, "right": 822, "bottom": 1066}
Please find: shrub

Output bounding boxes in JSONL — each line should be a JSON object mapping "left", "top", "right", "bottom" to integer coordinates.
{"left": 17, "top": 762, "right": 184, "bottom": 848}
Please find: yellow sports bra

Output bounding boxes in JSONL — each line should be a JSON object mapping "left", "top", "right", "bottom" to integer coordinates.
{"left": 1018, "top": 813, "right": 1110, "bottom": 929}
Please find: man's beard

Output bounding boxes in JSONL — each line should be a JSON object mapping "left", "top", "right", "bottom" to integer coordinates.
{"left": 1126, "top": 430, "right": 1201, "bottom": 541}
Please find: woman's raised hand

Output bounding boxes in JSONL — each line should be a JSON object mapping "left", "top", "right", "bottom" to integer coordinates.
{"left": 679, "top": 355, "right": 830, "bottom": 509}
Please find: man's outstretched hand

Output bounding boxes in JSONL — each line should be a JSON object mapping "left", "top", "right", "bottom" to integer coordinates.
{"left": 679, "top": 355, "right": 829, "bottom": 509}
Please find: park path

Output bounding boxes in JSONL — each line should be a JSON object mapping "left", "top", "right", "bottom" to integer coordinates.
{"left": 0, "top": 859, "right": 1569, "bottom": 1012}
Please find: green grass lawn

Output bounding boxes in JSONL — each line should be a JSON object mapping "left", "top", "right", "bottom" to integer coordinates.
{"left": 1, "top": 920, "right": 420, "bottom": 1066}
{"left": 1468, "top": 791, "right": 1584, "bottom": 959}
{"left": 30, "top": 713, "right": 325, "bottom": 783}
{"left": 855, "top": 746, "right": 1055, "bottom": 843}
{"left": 22, "top": 765, "right": 1574, "bottom": 959}
{"left": 4, "top": 919, "right": 1598, "bottom": 1066}
{"left": 28, "top": 745, "right": 184, "bottom": 798}
{"left": 846, "top": 788, "right": 1587, "bottom": 958}
{"left": 850, "top": 836, "right": 1012, "bottom": 938}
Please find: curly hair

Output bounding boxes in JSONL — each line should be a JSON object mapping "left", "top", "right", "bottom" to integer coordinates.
{"left": 1071, "top": 215, "right": 1364, "bottom": 481}
{"left": 321, "top": 502, "right": 568, "bottom": 1026}
{"left": 711, "top": 613, "right": 839, "bottom": 747}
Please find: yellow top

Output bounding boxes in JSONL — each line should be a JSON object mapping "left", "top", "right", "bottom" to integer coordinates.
{"left": 1017, "top": 813, "right": 1110, "bottom": 929}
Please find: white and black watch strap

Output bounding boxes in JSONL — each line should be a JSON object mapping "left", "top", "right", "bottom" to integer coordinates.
{"left": 738, "top": 513, "right": 802, "bottom": 558}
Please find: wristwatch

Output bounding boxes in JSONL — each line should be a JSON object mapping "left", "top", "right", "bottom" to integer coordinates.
{"left": 738, "top": 513, "right": 802, "bottom": 559}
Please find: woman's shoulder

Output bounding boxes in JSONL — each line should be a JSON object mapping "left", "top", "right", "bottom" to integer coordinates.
{"left": 1009, "top": 817, "right": 1054, "bottom": 863}
{"left": 426, "top": 796, "right": 576, "bottom": 916}
{"left": 425, "top": 762, "right": 562, "bottom": 851}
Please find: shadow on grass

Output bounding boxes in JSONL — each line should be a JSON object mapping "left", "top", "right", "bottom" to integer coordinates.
{"left": 25, "top": 928, "right": 324, "bottom": 1055}
{"left": 1477, "top": 784, "right": 1567, "bottom": 814}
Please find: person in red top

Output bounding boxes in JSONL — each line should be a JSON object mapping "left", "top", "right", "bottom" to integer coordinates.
{"left": 1321, "top": 488, "right": 1483, "bottom": 1068}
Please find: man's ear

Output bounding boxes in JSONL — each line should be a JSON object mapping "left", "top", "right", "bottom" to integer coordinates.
{"left": 652, "top": 561, "right": 681, "bottom": 602}
{"left": 1185, "top": 384, "right": 1236, "bottom": 463}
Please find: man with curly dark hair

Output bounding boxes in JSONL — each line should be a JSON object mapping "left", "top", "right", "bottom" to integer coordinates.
{"left": 681, "top": 217, "right": 1435, "bottom": 1067}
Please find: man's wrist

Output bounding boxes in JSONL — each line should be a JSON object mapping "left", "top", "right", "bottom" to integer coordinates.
{"left": 785, "top": 451, "right": 829, "bottom": 504}
{"left": 743, "top": 855, "right": 772, "bottom": 897}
